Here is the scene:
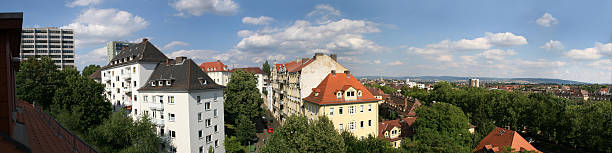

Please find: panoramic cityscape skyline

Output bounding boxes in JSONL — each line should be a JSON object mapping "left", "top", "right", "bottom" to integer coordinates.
{"left": 3, "top": 0, "right": 612, "bottom": 83}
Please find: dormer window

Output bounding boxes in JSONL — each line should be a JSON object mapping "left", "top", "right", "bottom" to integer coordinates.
{"left": 166, "top": 80, "right": 171, "bottom": 86}
{"left": 314, "top": 92, "right": 319, "bottom": 97}
{"left": 337, "top": 92, "right": 342, "bottom": 99}
{"left": 358, "top": 91, "right": 362, "bottom": 97}
{"left": 199, "top": 78, "right": 207, "bottom": 85}
{"left": 151, "top": 81, "right": 156, "bottom": 87}
{"left": 347, "top": 91, "right": 355, "bottom": 97}
{"left": 158, "top": 81, "right": 163, "bottom": 86}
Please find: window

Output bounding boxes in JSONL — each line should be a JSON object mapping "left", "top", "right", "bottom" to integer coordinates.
{"left": 151, "top": 82, "right": 155, "bottom": 86}
{"left": 349, "top": 106, "right": 355, "bottom": 114}
{"left": 337, "top": 92, "right": 342, "bottom": 99}
{"left": 214, "top": 125, "right": 218, "bottom": 133}
{"left": 205, "top": 119, "right": 211, "bottom": 127}
{"left": 214, "top": 93, "right": 218, "bottom": 101}
{"left": 349, "top": 122, "right": 355, "bottom": 130}
{"left": 169, "top": 113, "right": 175, "bottom": 122}
{"left": 198, "top": 130, "right": 203, "bottom": 139}
{"left": 166, "top": 80, "right": 171, "bottom": 86}
{"left": 360, "top": 105, "right": 364, "bottom": 112}
{"left": 205, "top": 102, "right": 210, "bottom": 110}
{"left": 339, "top": 107, "right": 343, "bottom": 115}
{"left": 215, "top": 140, "right": 219, "bottom": 147}
{"left": 133, "top": 67, "right": 136, "bottom": 73}
{"left": 358, "top": 91, "right": 362, "bottom": 97}
{"left": 198, "top": 112, "right": 202, "bottom": 121}
{"left": 171, "top": 130, "right": 176, "bottom": 138}
{"left": 135, "top": 109, "right": 138, "bottom": 115}
{"left": 199, "top": 147, "right": 203, "bottom": 153}
{"left": 368, "top": 120, "right": 372, "bottom": 127}
{"left": 158, "top": 81, "right": 163, "bottom": 86}
{"left": 144, "top": 96, "right": 148, "bottom": 102}
{"left": 368, "top": 104, "right": 372, "bottom": 112}
{"left": 159, "top": 96, "right": 163, "bottom": 103}
{"left": 206, "top": 135, "right": 212, "bottom": 143}
{"left": 339, "top": 124, "right": 344, "bottom": 130}
{"left": 197, "top": 96, "right": 201, "bottom": 103}
{"left": 213, "top": 109, "right": 217, "bottom": 118}
{"left": 169, "top": 96, "right": 174, "bottom": 104}
{"left": 329, "top": 108, "right": 334, "bottom": 116}
{"left": 133, "top": 81, "right": 137, "bottom": 87}
{"left": 360, "top": 121, "right": 364, "bottom": 128}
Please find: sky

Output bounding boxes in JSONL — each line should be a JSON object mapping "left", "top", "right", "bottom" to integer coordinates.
{"left": 3, "top": 0, "right": 612, "bottom": 83}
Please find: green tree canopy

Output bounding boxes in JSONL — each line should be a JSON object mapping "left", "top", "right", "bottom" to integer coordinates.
{"left": 235, "top": 115, "right": 256, "bottom": 145}
{"left": 262, "top": 60, "right": 271, "bottom": 76}
{"left": 82, "top": 64, "right": 101, "bottom": 77}
{"left": 88, "top": 111, "right": 164, "bottom": 153}
{"left": 402, "top": 102, "right": 473, "bottom": 153}
{"left": 224, "top": 69, "right": 264, "bottom": 136}
{"left": 260, "top": 115, "right": 345, "bottom": 153}
{"left": 16, "top": 56, "right": 64, "bottom": 109}
{"left": 341, "top": 131, "right": 399, "bottom": 153}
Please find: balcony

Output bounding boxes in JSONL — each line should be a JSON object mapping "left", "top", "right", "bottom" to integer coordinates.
{"left": 148, "top": 102, "right": 164, "bottom": 111}
{"left": 121, "top": 72, "right": 131, "bottom": 80}
{"left": 123, "top": 100, "right": 132, "bottom": 106}
{"left": 152, "top": 118, "right": 165, "bottom": 127}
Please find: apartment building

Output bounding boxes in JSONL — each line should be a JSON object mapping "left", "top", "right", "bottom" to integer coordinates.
{"left": 106, "top": 41, "right": 137, "bottom": 63}
{"left": 101, "top": 39, "right": 225, "bottom": 153}
{"left": 200, "top": 60, "right": 231, "bottom": 86}
{"left": 20, "top": 27, "right": 75, "bottom": 69}
{"left": 138, "top": 57, "right": 225, "bottom": 153}
{"left": 378, "top": 117, "right": 417, "bottom": 148}
{"left": 303, "top": 71, "right": 380, "bottom": 139}
{"left": 270, "top": 53, "right": 347, "bottom": 122}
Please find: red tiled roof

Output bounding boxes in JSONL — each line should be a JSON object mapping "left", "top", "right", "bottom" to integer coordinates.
{"left": 378, "top": 117, "right": 417, "bottom": 141}
{"left": 274, "top": 64, "right": 284, "bottom": 71}
{"left": 231, "top": 67, "right": 265, "bottom": 74}
{"left": 303, "top": 73, "right": 380, "bottom": 105}
{"left": 15, "top": 100, "right": 98, "bottom": 153}
{"left": 366, "top": 87, "right": 386, "bottom": 97}
{"left": 474, "top": 127, "right": 541, "bottom": 153}
{"left": 274, "top": 58, "right": 314, "bottom": 73}
{"left": 200, "top": 60, "right": 229, "bottom": 72}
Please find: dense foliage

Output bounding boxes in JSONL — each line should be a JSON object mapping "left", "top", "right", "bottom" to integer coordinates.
{"left": 341, "top": 131, "right": 400, "bottom": 153}
{"left": 16, "top": 57, "right": 65, "bottom": 109}
{"left": 261, "top": 115, "right": 346, "bottom": 153}
{"left": 401, "top": 102, "right": 474, "bottom": 153}
{"left": 262, "top": 60, "right": 271, "bottom": 76}
{"left": 224, "top": 69, "right": 265, "bottom": 146}
{"left": 365, "top": 83, "right": 396, "bottom": 94}
{"left": 403, "top": 82, "right": 612, "bottom": 153}
{"left": 81, "top": 64, "right": 101, "bottom": 77}
{"left": 87, "top": 111, "right": 163, "bottom": 153}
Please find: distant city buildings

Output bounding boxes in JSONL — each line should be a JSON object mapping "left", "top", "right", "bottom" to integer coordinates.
{"left": 101, "top": 39, "right": 225, "bottom": 153}
{"left": 469, "top": 78, "right": 480, "bottom": 87}
{"left": 106, "top": 41, "right": 137, "bottom": 63}
{"left": 20, "top": 27, "right": 75, "bottom": 69}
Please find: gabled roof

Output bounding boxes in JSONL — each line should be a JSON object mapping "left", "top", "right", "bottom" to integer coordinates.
{"left": 366, "top": 86, "right": 386, "bottom": 97}
{"left": 378, "top": 117, "right": 417, "bottom": 141}
{"left": 474, "top": 127, "right": 541, "bottom": 153}
{"left": 102, "top": 39, "right": 168, "bottom": 69}
{"left": 139, "top": 58, "right": 224, "bottom": 91}
{"left": 200, "top": 60, "right": 229, "bottom": 72}
{"left": 303, "top": 73, "right": 380, "bottom": 105}
{"left": 274, "top": 58, "right": 314, "bottom": 73}
{"left": 88, "top": 70, "right": 101, "bottom": 79}
{"left": 231, "top": 67, "right": 265, "bottom": 74}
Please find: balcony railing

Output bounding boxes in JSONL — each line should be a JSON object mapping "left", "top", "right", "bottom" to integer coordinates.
{"left": 121, "top": 72, "right": 131, "bottom": 79}
{"left": 152, "top": 118, "right": 165, "bottom": 127}
{"left": 148, "top": 102, "right": 164, "bottom": 111}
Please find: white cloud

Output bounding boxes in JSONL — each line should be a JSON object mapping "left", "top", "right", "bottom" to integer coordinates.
{"left": 163, "top": 41, "right": 189, "bottom": 50}
{"left": 541, "top": 40, "right": 564, "bottom": 51}
{"left": 407, "top": 32, "right": 527, "bottom": 55}
{"left": 387, "top": 61, "right": 403, "bottom": 66}
{"left": 477, "top": 49, "right": 516, "bottom": 61}
{"left": 536, "top": 13, "right": 558, "bottom": 27}
{"left": 517, "top": 59, "right": 566, "bottom": 68}
{"left": 168, "top": 49, "right": 221, "bottom": 61}
{"left": 373, "top": 60, "right": 381, "bottom": 64}
{"left": 62, "top": 8, "right": 149, "bottom": 48}
{"left": 307, "top": 4, "right": 341, "bottom": 24}
{"left": 66, "top": 0, "right": 101, "bottom": 7}
{"left": 564, "top": 42, "right": 612, "bottom": 60}
{"left": 590, "top": 59, "right": 612, "bottom": 71}
{"left": 76, "top": 46, "right": 107, "bottom": 66}
{"left": 171, "top": 0, "right": 238, "bottom": 16}
{"left": 242, "top": 16, "right": 274, "bottom": 25}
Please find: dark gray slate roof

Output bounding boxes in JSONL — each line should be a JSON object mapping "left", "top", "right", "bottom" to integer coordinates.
{"left": 102, "top": 40, "right": 168, "bottom": 70}
{"left": 138, "top": 58, "right": 224, "bottom": 91}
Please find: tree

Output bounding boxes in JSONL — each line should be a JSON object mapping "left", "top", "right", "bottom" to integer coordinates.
{"left": 402, "top": 103, "right": 472, "bottom": 153}
{"left": 51, "top": 73, "right": 111, "bottom": 134}
{"left": 225, "top": 136, "right": 246, "bottom": 153}
{"left": 260, "top": 115, "right": 345, "bottom": 153}
{"left": 262, "top": 60, "right": 271, "bottom": 76}
{"left": 16, "top": 56, "right": 64, "bottom": 109}
{"left": 341, "top": 131, "right": 399, "bottom": 153}
{"left": 236, "top": 115, "right": 256, "bottom": 145}
{"left": 208, "top": 146, "right": 214, "bottom": 153}
{"left": 82, "top": 64, "right": 101, "bottom": 77}
{"left": 87, "top": 111, "right": 165, "bottom": 153}
{"left": 224, "top": 69, "right": 264, "bottom": 134}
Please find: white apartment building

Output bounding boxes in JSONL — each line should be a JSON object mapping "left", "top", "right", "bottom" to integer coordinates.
{"left": 138, "top": 58, "right": 225, "bottom": 153}
{"left": 469, "top": 78, "right": 480, "bottom": 87}
{"left": 101, "top": 39, "right": 225, "bottom": 153}
{"left": 20, "top": 27, "right": 75, "bottom": 69}
{"left": 200, "top": 60, "right": 231, "bottom": 86}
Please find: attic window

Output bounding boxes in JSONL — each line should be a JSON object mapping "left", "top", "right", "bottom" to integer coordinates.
{"left": 158, "top": 81, "right": 163, "bottom": 86}
{"left": 199, "top": 79, "right": 207, "bottom": 85}
{"left": 314, "top": 92, "right": 319, "bottom": 97}
{"left": 337, "top": 92, "right": 342, "bottom": 99}
{"left": 358, "top": 91, "right": 362, "bottom": 97}
{"left": 166, "top": 80, "right": 171, "bottom": 86}
{"left": 151, "top": 81, "right": 156, "bottom": 87}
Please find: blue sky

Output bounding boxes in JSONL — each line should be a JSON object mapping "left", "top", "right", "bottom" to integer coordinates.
{"left": 3, "top": 0, "right": 612, "bottom": 83}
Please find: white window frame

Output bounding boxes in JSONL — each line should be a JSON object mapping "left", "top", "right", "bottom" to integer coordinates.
{"left": 339, "top": 107, "right": 343, "bottom": 115}
{"left": 339, "top": 124, "right": 344, "bottom": 130}
{"left": 329, "top": 108, "right": 334, "bottom": 116}
{"left": 360, "top": 105, "right": 364, "bottom": 112}
{"left": 198, "top": 112, "right": 202, "bottom": 122}
{"left": 205, "top": 102, "right": 211, "bottom": 110}
{"left": 368, "top": 104, "right": 372, "bottom": 112}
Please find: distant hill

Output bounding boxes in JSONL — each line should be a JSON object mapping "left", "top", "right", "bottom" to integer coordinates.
{"left": 357, "top": 76, "right": 590, "bottom": 85}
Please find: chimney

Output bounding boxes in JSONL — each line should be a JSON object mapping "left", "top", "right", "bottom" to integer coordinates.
{"left": 217, "top": 60, "right": 220, "bottom": 62}
{"left": 142, "top": 38, "right": 148, "bottom": 43}
{"left": 344, "top": 70, "right": 350, "bottom": 75}
{"left": 175, "top": 56, "right": 187, "bottom": 64}
{"left": 314, "top": 53, "right": 324, "bottom": 59}
{"left": 330, "top": 54, "right": 337, "bottom": 61}
{"left": 166, "top": 59, "right": 174, "bottom": 66}
{"left": 331, "top": 70, "right": 336, "bottom": 76}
